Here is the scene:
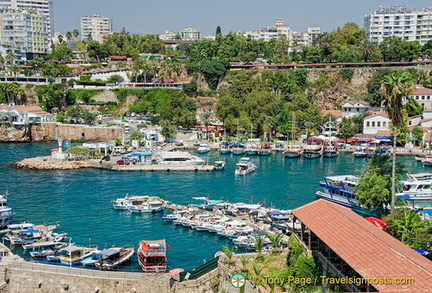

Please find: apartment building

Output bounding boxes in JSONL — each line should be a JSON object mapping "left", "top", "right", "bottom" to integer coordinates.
{"left": 0, "top": 10, "right": 49, "bottom": 61}
{"left": 181, "top": 28, "right": 200, "bottom": 40}
{"left": 80, "top": 14, "right": 113, "bottom": 43}
{"left": 0, "top": 0, "right": 53, "bottom": 37}
{"left": 364, "top": 6, "right": 432, "bottom": 45}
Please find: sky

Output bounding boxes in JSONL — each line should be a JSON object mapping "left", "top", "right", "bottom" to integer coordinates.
{"left": 52, "top": 0, "right": 432, "bottom": 36}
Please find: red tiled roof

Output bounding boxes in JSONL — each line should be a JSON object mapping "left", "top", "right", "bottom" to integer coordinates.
{"left": 421, "top": 118, "right": 432, "bottom": 123}
{"left": 413, "top": 88, "right": 432, "bottom": 95}
{"left": 322, "top": 110, "right": 342, "bottom": 118}
{"left": 293, "top": 200, "right": 432, "bottom": 292}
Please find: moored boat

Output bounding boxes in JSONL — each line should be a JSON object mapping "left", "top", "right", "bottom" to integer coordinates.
{"left": 59, "top": 244, "right": 99, "bottom": 266}
{"left": 245, "top": 139, "right": 260, "bottom": 156}
{"left": 323, "top": 145, "right": 339, "bottom": 158}
{"left": 214, "top": 161, "right": 226, "bottom": 171}
{"left": 137, "top": 239, "right": 167, "bottom": 273}
{"left": 283, "top": 145, "right": 302, "bottom": 158}
{"left": 303, "top": 138, "right": 323, "bottom": 159}
{"left": 0, "top": 192, "right": 15, "bottom": 228}
{"left": 94, "top": 246, "right": 135, "bottom": 270}
{"left": 220, "top": 142, "right": 232, "bottom": 154}
{"left": 197, "top": 144, "right": 211, "bottom": 154}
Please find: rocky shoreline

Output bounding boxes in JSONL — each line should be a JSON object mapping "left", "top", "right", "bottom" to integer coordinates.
{"left": 13, "top": 156, "right": 97, "bottom": 170}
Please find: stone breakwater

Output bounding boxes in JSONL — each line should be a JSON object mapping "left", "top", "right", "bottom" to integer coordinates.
{"left": 13, "top": 156, "right": 97, "bottom": 170}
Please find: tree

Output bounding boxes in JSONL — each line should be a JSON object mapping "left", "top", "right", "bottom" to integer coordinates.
{"left": 380, "top": 70, "right": 415, "bottom": 211}
{"left": 200, "top": 111, "right": 212, "bottom": 140}
{"left": 215, "top": 26, "right": 222, "bottom": 42}
{"left": 72, "top": 29, "right": 80, "bottom": 40}
{"left": 412, "top": 125, "right": 424, "bottom": 146}
{"left": 130, "top": 130, "right": 144, "bottom": 140}
{"left": 160, "top": 119, "right": 176, "bottom": 140}
{"left": 65, "top": 31, "right": 72, "bottom": 42}
{"left": 336, "top": 117, "right": 356, "bottom": 142}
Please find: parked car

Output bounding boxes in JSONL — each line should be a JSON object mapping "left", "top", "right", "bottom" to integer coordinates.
{"left": 101, "top": 155, "right": 110, "bottom": 161}
{"left": 116, "top": 160, "right": 130, "bottom": 165}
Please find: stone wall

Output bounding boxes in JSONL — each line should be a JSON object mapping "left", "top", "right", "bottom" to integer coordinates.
{"left": 1, "top": 267, "right": 170, "bottom": 293}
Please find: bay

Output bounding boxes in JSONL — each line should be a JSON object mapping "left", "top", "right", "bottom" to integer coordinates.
{"left": 0, "top": 143, "right": 424, "bottom": 271}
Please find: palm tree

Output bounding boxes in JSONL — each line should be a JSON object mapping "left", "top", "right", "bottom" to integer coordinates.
{"left": 267, "top": 234, "right": 283, "bottom": 254}
{"left": 304, "top": 121, "right": 316, "bottom": 139}
{"left": 201, "top": 111, "right": 212, "bottom": 140}
{"left": 57, "top": 34, "right": 64, "bottom": 44}
{"left": 251, "top": 237, "right": 265, "bottom": 260}
{"left": 72, "top": 29, "right": 80, "bottom": 40}
{"left": 380, "top": 71, "right": 415, "bottom": 211}
{"left": 6, "top": 51, "right": 14, "bottom": 67}
{"left": 388, "top": 210, "right": 427, "bottom": 244}
{"left": 65, "top": 31, "right": 72, "bottom": 42}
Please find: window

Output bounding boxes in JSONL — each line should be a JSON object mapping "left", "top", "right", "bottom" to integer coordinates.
{"left": 377, "top": 122, "right": 381, "bottom": 127}
{"left": 383, "top": 122, "right": 386, "bottom": 127}
{"left": 367, "top": 121, "right": 370, "bottom": 127}
{"left": 372, "top": 121, "right": 375, "bottom": 127}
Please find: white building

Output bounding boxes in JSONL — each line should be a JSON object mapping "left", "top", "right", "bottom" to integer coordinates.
{"left": 159, "top": 30, "right": 178, "bottom": 41}
{"left": 408, "top": 86, "right": 432, "bottom": 109}
{"left": 341, "top": 101, "right": 370, "bottom": 117}
{"left": 0, "top": 0, "right": 53, "bottom": 38}
{"left": 81, "top": 14, "right": 113, "bottom": 43}
{"left": 363, "top": 112, "right": 391, "bottom": 135}
{"left": 0, "top": 105, "right": 53, "bottom": 124}
{"left": 0, "top": 10, "right": 49, "bottom": 60}
{"left": 364, "top": 6, "right": 432, "bottom": 45}
{"left": 237, "top": 20, "right": 319, "bottom": 46}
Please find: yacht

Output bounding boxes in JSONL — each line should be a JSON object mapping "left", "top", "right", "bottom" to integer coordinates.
{"left": 244, "top": 139, "right": 260, "bottom": 156}
{"left": 0, "top": 192, "right": 15, "bottom": 228}
{"left": 303, "top": 138, "right": 323, "bottom": 159}
{"left": 315, "top": 175, "right": 360, "bottom": 209}
{"left": 235, "top": 157, "right": 256, "bottom": 175}
{"left": 220, "top": 142, "right": 232, "bottom": 154}
{"left": 398, "top": 174, "right": 432, "bottom": 207}
{"left": 156, "top": 151, "right": 205, "bottom": 165}
{"left": 283, "top": 145, "right": 302, "bottom": 158}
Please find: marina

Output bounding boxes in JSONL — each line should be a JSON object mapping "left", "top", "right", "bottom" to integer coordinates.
{"left": 1, "top": 143, "right": 431, "bottom": 272}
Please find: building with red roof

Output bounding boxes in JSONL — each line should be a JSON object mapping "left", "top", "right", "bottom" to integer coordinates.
{"left": 0, "top": 104, "right": 53, "bottom": 124}
{"left": 292, "top": 199, "right": 432, "bottom": 292}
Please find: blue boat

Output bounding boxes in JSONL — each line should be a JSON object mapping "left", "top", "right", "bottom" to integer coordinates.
{"left": 315, "top": 175, "right": 359, "bottom": 209}
{"left": 214, "top": 161, "right": 225, "bottom": 171}
{"left": 323, "top": 145, "right": 339, "bottom": 158}
{"left": 220, "top": 143, "right": 232, "bottom": 154}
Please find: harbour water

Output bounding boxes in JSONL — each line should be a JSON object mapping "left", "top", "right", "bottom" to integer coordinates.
{"left": 0, "top": 143, "right": 425, "bottom": 271}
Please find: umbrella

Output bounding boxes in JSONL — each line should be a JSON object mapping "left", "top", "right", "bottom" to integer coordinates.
{"left": 168, "top": 268, "right": 184, "bottom": 276}
{"left": 364, "top": 217, "right": 388, "bottom": 229}
{"left": 414, "top": 249, "right": 431, "bottom": 256}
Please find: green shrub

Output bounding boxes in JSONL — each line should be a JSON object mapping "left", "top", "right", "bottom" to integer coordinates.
{"left": 339, "top": 68, "right": 354, "bottom": 81}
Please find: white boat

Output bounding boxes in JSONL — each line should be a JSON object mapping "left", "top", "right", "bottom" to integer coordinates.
{"left": 214, "top": 161, "right": 225, "bottom": 171}
{"left": 274, "top": 141, "right": 287, "bottom": 152}
{"left": 353, "top": 146, "right": 366, "bottom": 158}
{"left": 0, "top": 192, "right": 15, "bottom": 228}
{"left": 137, "top": 239, "right": 167, "bottom": 273}
{"left": 323, "top": 145, "right": 339, "bottom": 158}
{"left": 315, "top": 175, "right": 360, "bottom": 209}
{"left": 197, "top": 143, "right": 211, "bottom": 154}
{"left": 220, "top": 143, "right": 232, "bottom": 154}
{"left": 128, "top": 203, "right": 152, "bottom": 213}
{"left": 156, "top": 151, "right": 205, "bottom": 165}
{"left": 398, "top": 174, "right": 432, "bottom": 207}
{"left": 245, "top": 139, "right": 260, "bottom": 156}
{"left": 235, "top": 157, "right": 256, "bottom": 175}
{"left": 303, "top": 138, "right": 323, "bottom": 159}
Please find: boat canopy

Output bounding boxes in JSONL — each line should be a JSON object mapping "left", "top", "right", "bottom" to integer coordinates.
{"left": 19, "top": 228, "right": 39, "bottom": 233}
{"left": 98, "top": 248, "right": 121, "bottom": 258}
{"left": 236, "top": 204, "right": 261, "bottom": 210}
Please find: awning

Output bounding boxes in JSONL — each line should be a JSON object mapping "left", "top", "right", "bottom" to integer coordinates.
{"left": 365, "top": 217, "right": 387, "bottom": 229}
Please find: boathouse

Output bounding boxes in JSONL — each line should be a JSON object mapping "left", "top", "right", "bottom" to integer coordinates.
{"left": 292, "top": 199, "right": 432, "bottom": 292}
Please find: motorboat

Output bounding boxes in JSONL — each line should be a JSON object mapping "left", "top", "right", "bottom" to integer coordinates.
{"left": 245, "top": 139, "right": 260, "bottom": 156}
{"left": 220, "top": 142, "right": 232, "bottom": 154}
{"left": 323, "top": 145, "right": 339, "bottom": 158}
{"left": 283, "top": 145, "right": 302, "bottom": 158}
{"left": 315, "top": 175, "right": 359, "bottom": 209}
{"left": 353, "top": 146, "right": 366, "bottom": 158}
{"left": 0, "top": 192, "right": 15, "bottom": 228}
{"left": 94, "top": 246, "right": 135, "bottom": 270}
{"left": 214, "top": 161, "right": 225, "bottom": 171}
{"left": 197, "top": 144, "right": 211, "bottom": 154}
{"left": 128, "top": 203, "right": 152, "bottom": 213}
{"left": 137, "top": 239, "right": 167, "bottom": 273}
{"left": 156, "top": 151, "right": 205, "bottom": 165}
{"left": 59, "top": 244, "right": 99, "bottom": 266}
{"left": 303, "top": 138, "right": 323, "bottom": 159}
{"left": 235, "top": 157, "right": 256, "bottom": 175}
{"left": 259, "top": 144, "right": 272, "bottom": 156}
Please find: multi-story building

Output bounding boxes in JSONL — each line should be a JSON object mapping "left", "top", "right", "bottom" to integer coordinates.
{"left": 0, "top": 0, "right": 53, "bottom": 37}
{"left": 237, "top": 20, "right": 320, "bottom": 46}
{"left": 364, "top": 6, "right": 432, "bottom": 45}
{"left": 80, "top": 14, "right": 113, "bottom": 43}
{"left": 181, "top": 28, "right": 200, "bottom": 40}
{"left": 0, "top": 10, "right": 49, "bottom": 61}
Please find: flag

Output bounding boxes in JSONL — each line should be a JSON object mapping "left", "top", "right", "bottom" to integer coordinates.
{"left": 166, "top": 244, "right": 172, "bottom": 250}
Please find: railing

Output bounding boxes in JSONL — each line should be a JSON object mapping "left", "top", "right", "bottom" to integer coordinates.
{"left": 3, "top": 261, "right": 143, "bottom": 280}
{"left": 179, "top": 256, "right": 219, "bottom": 281}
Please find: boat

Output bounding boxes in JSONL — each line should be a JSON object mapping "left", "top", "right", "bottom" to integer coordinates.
{"left": 112, "top": 195, "right": 164, "bottom": 212}
{"left": 128, "top": 203, "right": 152, "bottom": 213}
{"left": 162, "top": 211, "right": 185, "bottom": 222}
{"left": 235, "top": 157, "right": 256, "bottom": 175}
{"left": 156, "top": 151, "right": 205, "bottom": 165}
{"left": 259, "top": 143, "right": 272, "bottom": 156}
{"left": 353, "top": 146, "right": 366, "bottom": 158}
{"left": 415, "top": 154, "right": 432, "bottom": 162}
{"left": 137, "top": 239, "right": 167, "bottom": 273}
{"left": 283, "top": 145, "right": 302, "bottom": 158}
{"left": 59, "top": 244, "right": 99, "bottom": 266}
{"left": 94, "top": 246, "right": 135, "bottom": 270}
{"left": 214, "top": 161, "right": 226, "bottom": 171}
{"left": 197, "top": 143, "right": 211, "bottom": 154}
{"left": 323, "top": 145, "right": 339, "bottom": 158}
{"left": 0, "top": 191, "right": 15, "bottom": 228}
{"left": 232, "top": 142, "right": 246, "bottom": 155}
{"left": 220, "top": 142, "right": 232, "bottom": 154}
{"left": 274, "top": 141, "right": 287, "bottom": 152}
{"left": 303, "top": 138, "right": 323, "bottom": 159}
{"left": 244, "top": 139, "right": 260, "bottom": 156}
{"left": 315, "top": 175, "right": 360, "bottom": 209}
{"left": 397, "top": 174, "right": 432, "bottom": 207}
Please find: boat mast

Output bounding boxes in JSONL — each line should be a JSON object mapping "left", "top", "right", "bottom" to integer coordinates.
{"left": 291, "top": 113, "right": 296, "bottom": 145}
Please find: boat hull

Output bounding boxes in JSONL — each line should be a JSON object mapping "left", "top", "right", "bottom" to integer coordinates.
{"left": 323, "top": 152, "right": 338, "bottom": 158}
{"left": 303, "top": 152, "right": 321, "bottom": 159}
{"left": 284, "top": 153, "right": 301, "bottom": 158}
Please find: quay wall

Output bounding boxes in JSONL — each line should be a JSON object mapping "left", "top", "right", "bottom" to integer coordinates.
{"left": 1, "top": 267, "right": 170, "bottom": 293}
{"left": 0, "top": 123, "right": 122, "bottom": 142}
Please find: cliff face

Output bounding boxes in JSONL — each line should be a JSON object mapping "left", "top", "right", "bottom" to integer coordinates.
{"left": 0, "top": 123, "right": 122, "bottom": 142}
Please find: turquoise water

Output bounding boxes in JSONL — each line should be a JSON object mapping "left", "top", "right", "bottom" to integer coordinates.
{"left": 0, "top": 143, "right": 424, "bottom": 271}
